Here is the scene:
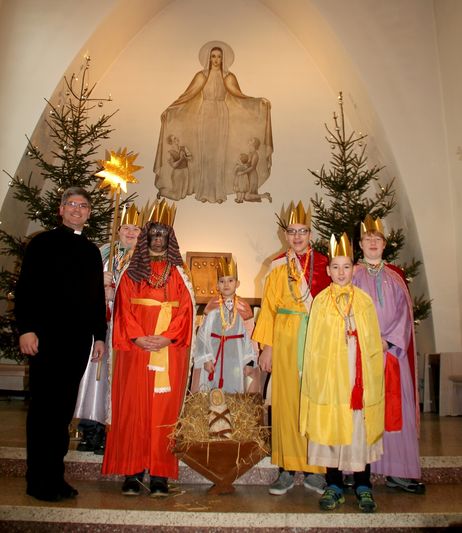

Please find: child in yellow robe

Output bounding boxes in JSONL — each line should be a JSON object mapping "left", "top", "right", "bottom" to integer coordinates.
{"left": 300, "top": 234, "right": 385, "bottom": 513}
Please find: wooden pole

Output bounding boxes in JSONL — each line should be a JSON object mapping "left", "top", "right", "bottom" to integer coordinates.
{"left": 96, "top": 185, "right": 121, "bottom": 381}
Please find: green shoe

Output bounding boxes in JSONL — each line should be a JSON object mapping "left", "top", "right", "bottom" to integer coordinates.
{"left": 319, "top": 486, "right": 345, "bottom": 511}
{"left": 356, "top": 487, "right": 377, "bottom": 513}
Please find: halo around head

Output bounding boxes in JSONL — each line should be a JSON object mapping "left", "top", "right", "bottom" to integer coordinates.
{"left": 199, "top": 40, "right": 235, "bottom": 72}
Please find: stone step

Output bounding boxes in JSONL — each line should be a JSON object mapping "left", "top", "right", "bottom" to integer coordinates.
{"left": 1, "top": 446, "right": 462, "bottom": 485}
{"left": 0, "top": 477, "right": 461, "bottom": 532}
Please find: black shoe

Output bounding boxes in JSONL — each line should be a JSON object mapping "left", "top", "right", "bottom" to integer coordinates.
{"left": 26, "top": 486, "right": 63, "bottom": 502}
{"left": 386, "top": 476, "right": 426, "bottom": 494}
{"left": 76, "top": 439, "right": 95, "bottom": 452}
{"left": 121, "top": 476, "right": 141, "bottom": 496}
{"left": 60, "top": 480, "right": 79, "bottom": 498}
{"left": 93, "top": 426, "right": 106, "bottom": 456}
{"left": 150, "top": 476, "right": 169, "bottom": 497}
{"left": 93, "top": 442, "right": 106, "bottom": 456}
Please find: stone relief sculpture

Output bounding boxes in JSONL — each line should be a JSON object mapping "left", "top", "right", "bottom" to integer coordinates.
{"left": 154, "top": 41, "right": 273, "bottom": 204}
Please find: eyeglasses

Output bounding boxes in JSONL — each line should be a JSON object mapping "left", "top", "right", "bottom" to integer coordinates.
{"left": 64, "top": 201, "right": 90, "bottom": 209}
{"left": 286, "top": 228, "right": 310, "bottom": 236}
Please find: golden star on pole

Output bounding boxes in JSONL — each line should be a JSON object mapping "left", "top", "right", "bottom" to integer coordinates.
{"left": 95, "top": 147, "right": 142, "bottom": 192}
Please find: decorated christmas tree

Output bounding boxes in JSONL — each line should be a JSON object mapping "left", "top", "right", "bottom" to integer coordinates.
{"left": 0, "top": 56, "right": 125, "bottom": 362}
{"left": 310, "top": 92, "right": 431, "bottom": 324}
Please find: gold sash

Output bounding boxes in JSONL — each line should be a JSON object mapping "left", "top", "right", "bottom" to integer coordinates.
{"left": 131, "top": 298, "right": 179, "bottom": 393}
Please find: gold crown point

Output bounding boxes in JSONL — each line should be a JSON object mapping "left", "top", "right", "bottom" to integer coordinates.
{"left": 279, "top": 200, "right": 311, "bottom": 228}
{"left": 217, "top": 257, "right": 238, "bottom": 279}
{"left": 149, "top": 198, "right": 176, "bottom": 226}
{"left": 360, "top": 214, "right": 385, "bottom": 238}
{"left": 328, "top": 232, "right": 353, "bottom": 259}
{"left": 120, "top": 203, "right": 141, "bottom": 226}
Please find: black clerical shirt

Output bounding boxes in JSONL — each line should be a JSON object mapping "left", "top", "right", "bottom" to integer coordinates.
{"left": 15, "top": 225, "right": 107, "bottom": 341}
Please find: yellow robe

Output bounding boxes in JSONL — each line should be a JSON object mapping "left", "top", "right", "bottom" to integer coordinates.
{"left": 253, "top": 255, "right": 326, "bottom": 472}
{"left": 300, "top": 284, "right": 384, "bottom": 447}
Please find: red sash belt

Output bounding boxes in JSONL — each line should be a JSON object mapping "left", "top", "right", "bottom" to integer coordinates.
{"left": 385, "top": 352, "right": 402, "bottom": 431}
{"left": 209, "top": 333, "right": 244, "bottom": 388}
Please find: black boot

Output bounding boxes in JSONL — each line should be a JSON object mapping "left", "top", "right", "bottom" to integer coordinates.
{"left": 93, "top": 423, "right": 106, "bottom": 455}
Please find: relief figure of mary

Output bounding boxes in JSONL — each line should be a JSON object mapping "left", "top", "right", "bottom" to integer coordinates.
{"left": 154, "top": 41, "right": 273, "bottom": 204}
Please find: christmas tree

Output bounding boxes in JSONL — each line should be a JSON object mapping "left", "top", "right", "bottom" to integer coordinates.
{"left": 310, "top": 92, "right": 431, "bottom": 324}
{"left": 0, "top": 56, "right": 128, "bottom": 362}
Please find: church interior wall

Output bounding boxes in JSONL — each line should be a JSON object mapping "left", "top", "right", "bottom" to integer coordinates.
{"left": 0, "top": 0, "right": 460, "bottom": 355}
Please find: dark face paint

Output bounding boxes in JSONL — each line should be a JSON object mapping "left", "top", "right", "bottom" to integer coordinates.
{"left": 148, "top": 224, "right": 169, "bottom": 253}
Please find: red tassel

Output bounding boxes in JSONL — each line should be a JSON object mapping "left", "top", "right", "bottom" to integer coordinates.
{"left": 208, "top": 371, "right": 214, "bottom": 382}
{"left": 349, "top": 330, "right": 364, "bottom": 410}
{"left": 350, "top": 382, "right": 364, "bottom": 410}
{"left": 218, "top": 377, "right": 224, "bottom": 389}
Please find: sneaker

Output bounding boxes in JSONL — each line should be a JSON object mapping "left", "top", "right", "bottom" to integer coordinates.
{"left": 386, "top": 476, "right": 426, "bottom": 494}
{"left": 121, "top": 476, "right": 141, "bottom": 496}
{"left": 319, "top": 486, "right": 345, "bottom": 511}
{"left": 303, "top": 473, "right": 327, "bottom": 495}
{"left": 150, "top": 476, "right": 169, "bottom": 497}
{"left": 356, "top": 486, "right": 377, "bottom": 513}
{"left": 268, "top": 470, "right": 295, "bottom": 495}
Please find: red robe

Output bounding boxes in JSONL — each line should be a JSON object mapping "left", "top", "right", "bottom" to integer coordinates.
{"left": 102, "top": 261, "right": 193, "bottom": 478}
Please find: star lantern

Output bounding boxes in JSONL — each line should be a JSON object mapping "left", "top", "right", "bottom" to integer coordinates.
{"left": 94, "top": 147, "right": 143, "bottom": 381}
{"left": 96, "top": 147, "right": 142, "bottom": 193}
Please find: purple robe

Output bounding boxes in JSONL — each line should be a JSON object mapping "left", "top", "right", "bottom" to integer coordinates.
{"left": 353, "top": 263, "right": 421, "bottom": 478}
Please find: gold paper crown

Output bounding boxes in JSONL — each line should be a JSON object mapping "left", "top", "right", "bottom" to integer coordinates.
{"left": 276, "top": 201, "right": 311, "bottom": 229}
{"left": 360, "top": 214, "right": 385, "bottom": 238}
{"left": 141, "top": 199, "right": 176, "bottom": 227}
{"left": 120, "top": 203, "right": 141, "bottom": 226}
{"left": 217, "top": 257, "right": 238, "bottom": 279}
{"left": 328, "top": 233, "right": 353, "bottom": 259}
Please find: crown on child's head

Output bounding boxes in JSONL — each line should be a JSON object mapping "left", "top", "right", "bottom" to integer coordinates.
{"left": 360, "top": 214, "right": 385, "bottom": 238}
{"left": 328, "top": 233, "right": 353, "bottom": 260}
{"left": 143, "top": 199, "right": 176, "bottom": 227}
{"left": 276, "top": 201, "right": 311, "bottom": 230}
{"left": 217, "top": 257, "right": 238, "bottom": 279}
{"left": 120, "top": 203, "right": 141, "bottom": 226}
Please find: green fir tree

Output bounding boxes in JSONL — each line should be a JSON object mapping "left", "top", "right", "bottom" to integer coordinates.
{"left": 0, "top": 56, "right": 129, "bottom": 362}
{"left": 309, "top": 92, "right": 431, "bottom": 324}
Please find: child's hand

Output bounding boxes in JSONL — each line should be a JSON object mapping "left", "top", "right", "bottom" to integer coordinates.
{"left": 259, "top": 346, "right": 272, "bottom": 372}
{"left": 204, "top": 361, "right": 214, "bottom": 374}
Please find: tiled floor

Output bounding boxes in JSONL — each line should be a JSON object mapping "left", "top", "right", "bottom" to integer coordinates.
{"left": 1, "top": 397, "right": 462, "bottom": 531}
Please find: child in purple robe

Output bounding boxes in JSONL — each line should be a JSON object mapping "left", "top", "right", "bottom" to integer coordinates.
{"left": 353, "top": 215, "right": 424, "bottom": 494}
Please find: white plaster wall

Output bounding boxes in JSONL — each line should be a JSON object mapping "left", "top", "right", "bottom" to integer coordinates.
{"left": 93, "top": 0, "right": 335, "bottom": 299}
{"left": 1, "top": 0, "right": 459, "bottom": 353}
{"left": 0, "top": 0, "right": 117, "bottom": 207}
{"left": 434, "top": 0, "right": 462, "bottom": 353}
{"left": 309, "top": 0, "right": 456, "bottom": 351}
